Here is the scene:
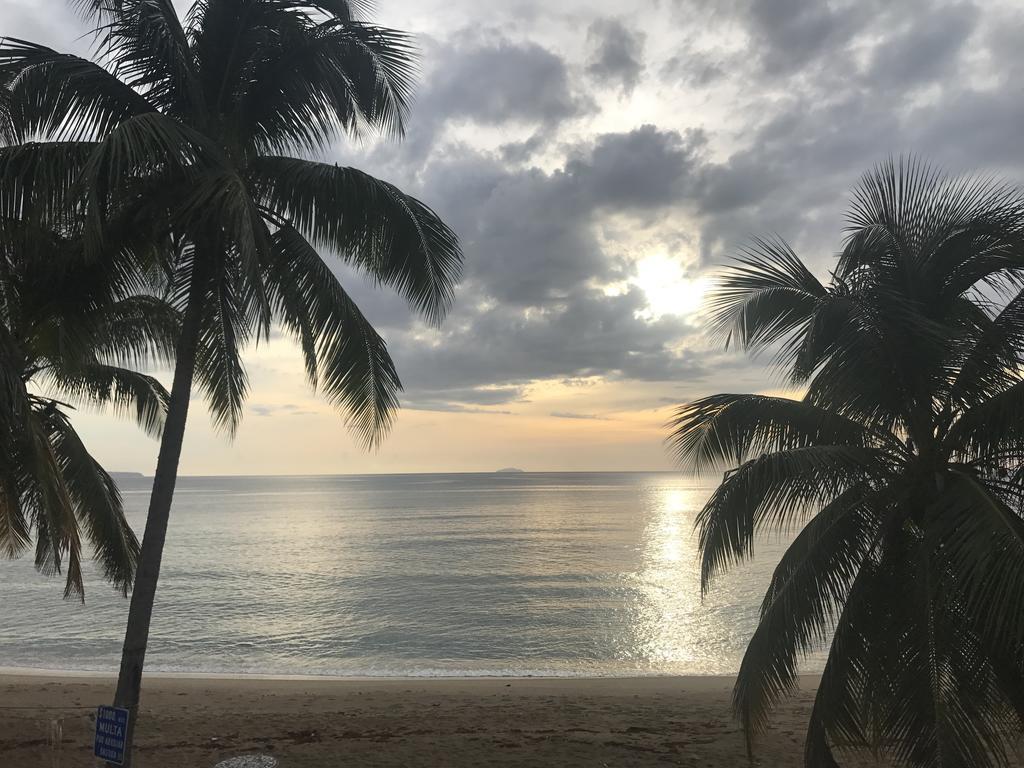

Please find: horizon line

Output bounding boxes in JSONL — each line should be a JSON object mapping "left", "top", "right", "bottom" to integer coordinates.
{"left": 111, "top": 469, "right": 687, "bottom": 479}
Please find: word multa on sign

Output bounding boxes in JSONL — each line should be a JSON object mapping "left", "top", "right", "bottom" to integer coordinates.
{"left": 94, "top": 706, "right": 130, "bottom": 765}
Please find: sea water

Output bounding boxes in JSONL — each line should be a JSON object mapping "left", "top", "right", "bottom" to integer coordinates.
{"left": 0, "top": 472, "right": 823, "bottom": 677}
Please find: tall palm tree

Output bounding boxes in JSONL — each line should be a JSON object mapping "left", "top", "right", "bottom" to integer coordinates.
{"left": 0, "top": 0, "right": 462, "bottom": 760}
{"left": 0, "top": 211, "right": 175, "bottom": 599}
{"left": 669, "top": 159, "right": 1024, "bottom": 767}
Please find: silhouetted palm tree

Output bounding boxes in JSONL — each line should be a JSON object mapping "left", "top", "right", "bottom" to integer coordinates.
{"left": 0, "top": 1, "right": 461, "bottom": 760}
{"left": 0, "top": 214, "right": 175, "bottom": 598}
{"left": 669, "top": 159, "right": 1024, "bottom": 767}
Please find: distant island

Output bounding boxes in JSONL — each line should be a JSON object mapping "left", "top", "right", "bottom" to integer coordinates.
{"left": 109, "top": 472, "right": 146, "bottom": 480}
{"left": 496, "top": 467, "right": 525, "bottom": 474}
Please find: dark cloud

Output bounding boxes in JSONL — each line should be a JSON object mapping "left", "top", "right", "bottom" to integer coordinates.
{"left": 499, "top": 133, "right": 547, "bottom": 165}
{"left": 983, "top": 6, "right": 1024, "bottom": 80}
{"left": 586, "top": 19, "right": 646, "bottom": 94}
{"left": 551, "top": 412, "right": 611, "bottom": 420}
{"left": 685, "top": 23, "right": 1023, "bottom": 269}
{"left": 867, "top": 3, "right": 979, "bottom": 88}
{"left": 566, "top": 126, "right": 706, "bottom": 210}
{"left": 387, "top": 285, "right": 709, "bottom": 407}
{"left": 411, "top": 386, "right": 527, "bottom": 408}
{"left": 418, "top": 126, "right": 704, "bottom": 308}
{"left": 428, "top": 36, "right": 594, "bottom": 127}
{"left": 667, "top": 0, "right": 981, "bottom": 93}
{"left": 744, "top": 0, "right": 859, "bottom": 74}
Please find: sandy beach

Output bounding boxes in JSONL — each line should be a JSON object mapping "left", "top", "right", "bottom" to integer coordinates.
{"left": 0, "top": 672, "right": 834, "bottom": 767}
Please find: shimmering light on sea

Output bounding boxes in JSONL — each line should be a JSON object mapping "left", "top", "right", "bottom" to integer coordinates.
{"left": 0, "top": 473, "right": 824, "bottom": 677}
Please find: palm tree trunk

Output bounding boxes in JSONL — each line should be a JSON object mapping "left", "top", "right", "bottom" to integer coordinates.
{"left": 109, "top": 284, "right": 204, "bottom": 767}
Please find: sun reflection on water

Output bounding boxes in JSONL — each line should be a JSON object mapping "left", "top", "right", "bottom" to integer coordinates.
{"left": 0, "top": 473, "right": 818, "bottom": 677}
{"left": 623, "top": 483, "right": 705, "bottom": 670}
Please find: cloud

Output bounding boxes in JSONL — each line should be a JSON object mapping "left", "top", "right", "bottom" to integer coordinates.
{"left": 333, "top": 0, "right": 1024, "bottom": 419}
{"left": 566, "top": 125, "right": 706, "bottom": 210}
{"left": 399, "top": 385, "right": 523, "bottom": 413}
{"left": 20, "top": 0, "right": 1023, "bottom": 427}
{"left": 326, "top": 0, "right": 1024, "bottom": 420}
{"left": 249, "top": 403, "right": 316, "bottom": 417}
{"left": 744, "top": 0, "right": 860, "bottom": 74}
{"left": 866, "top": 2, "right": 979, "bottom": 88}
{"left": 660, "top": 53, "right": 726, "bottom": 88}
{"left": 5, "top": 0, "right": 1019, "bottom": 474}
{"left": 386, "top": 285, "right": 710, "bottom": 409}
{"left": 550, "top": 411, "right": 611, "bottom": 420}
{"left": 428, "top": 35, "right": 594, "bottom": 127}
{"left": 586, "top": 19, "right": 646, "bottom": 94}
{"left": 404, "top": 401, "right": 515, "bottom": 415}
{"left": 417, "top": 125, "right": 705, "bottom": 309}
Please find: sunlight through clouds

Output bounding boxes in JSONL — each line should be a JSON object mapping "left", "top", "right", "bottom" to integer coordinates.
{"left": 631, "top": 254, "right": 710, "bottom": 321}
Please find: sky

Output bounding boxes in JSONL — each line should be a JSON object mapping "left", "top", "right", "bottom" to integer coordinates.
{"left": 5, "top": 0, "right": 1024, "bottom": 474}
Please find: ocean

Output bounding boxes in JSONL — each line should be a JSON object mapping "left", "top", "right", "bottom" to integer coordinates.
{"left": 0, "top": 472, "right": 821, "bottom": 677}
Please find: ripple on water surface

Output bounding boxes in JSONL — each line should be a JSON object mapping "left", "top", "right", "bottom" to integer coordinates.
{"left": 0, "top": 472, "right": 824, "bottom": 676}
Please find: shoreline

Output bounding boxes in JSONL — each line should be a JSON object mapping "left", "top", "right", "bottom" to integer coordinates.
{"left": 0, "top": 666, "right": 742, "bottom": 682}
{"left": 0, "top": 672, "right": 828, "bottom": 767}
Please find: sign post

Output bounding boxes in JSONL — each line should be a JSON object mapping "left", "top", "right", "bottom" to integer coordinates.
{"left": 94, "top": 706, "right": 130, "bottom": 765}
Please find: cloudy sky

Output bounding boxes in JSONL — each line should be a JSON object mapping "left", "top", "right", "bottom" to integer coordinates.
{"left": 7, "top": 0, "right": 1024, "bottom": 474}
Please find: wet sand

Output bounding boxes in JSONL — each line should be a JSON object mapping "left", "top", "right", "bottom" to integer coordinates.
{"left": 1, "top": 672, "right": 833, "bottom": 766}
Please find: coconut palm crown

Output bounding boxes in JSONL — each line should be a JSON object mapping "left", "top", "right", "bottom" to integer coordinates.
{"left": 0, "top": 0, "right": 460, "bottom": 441}
{"left": 669, "top": 159, "right": 1024, "bottom": 767}
{"left": 0, "top": 1, "right": 462, "bottom": 761}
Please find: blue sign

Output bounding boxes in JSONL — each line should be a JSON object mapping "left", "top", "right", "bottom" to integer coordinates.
{"left": 94, "top": 706, "right": 130, "bottom": 765}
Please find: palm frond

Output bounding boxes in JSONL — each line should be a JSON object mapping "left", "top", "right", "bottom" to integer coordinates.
{"left": 45, "top": 364, "right": 170, "bottom": 438}
{"left": 948, "top": 290, "right": 1024, "bottom": 410}
{"left": 23, "top": 405, "right": 84, "bottom": 599}
{"left": 667, "top": 393, "right": 890, "bottom": 474}
{"left": 264, "top": 221, "right": 401, "bottom": 446}
{"left": 90, "top": 294, "right": 181, "bottom": 369}
{"left": 80, "top": 111, "right": 223, "bottom": 222}
{"left": 933, "top": 470, "right": 1024, "bottom": 660}
{"left": 0, "top": 38, "right": 155, "bottom": 142}
{"left": 799, "top": 288, "right": 953, "bottom": 437}
{"left": 803, "top": 554, "right": 880, "bottom": 768}
{"left": 193, "top": 263, "right": 251, "bottom": 435}
{"left": 945, "top": 378, "right": 1024, "bottom": 465}
{"left": 696, "top": 445, "right": 893, "bottom": 593}
{"left": 843, "top": 157, "right": 1024, "bottom": 300}
{"left": 43, "top": 407, "right": 139, "bottom": 595}
{"left": 881, "top": 544, "right": 1020, "bottom": 768}
{"left": 735, "top": 485, "right": 884, "bottom": 748}
{"left": 707, "top": 237, "right": 826, "bottom": 356}
{"left": 238, "top": 17, "right": 417, "bottom": 151}
{"left": 0, "top": 141, "right": 97, "bottom": 222}
{"left": 252, "top": 156, "right": 461, "bottom": 324}
{"left": 77, "top": 0, "right": 197, "bottom": 115}
{"left": 0, "top": 333, "right": 32, "bottom": 559}
{"left": 173, "top": 169, "right": 273, "bottom": 338}
{"left": 0, "top": 425, "right": 29, "bottom": 558}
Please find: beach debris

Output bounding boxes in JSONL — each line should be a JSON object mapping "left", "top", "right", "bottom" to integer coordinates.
{"left": 213, "top": 756, "right": 279, "bottom": 768}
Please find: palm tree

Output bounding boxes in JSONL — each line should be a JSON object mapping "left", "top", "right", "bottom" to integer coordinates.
{"left": 668, "top": 159, "right": 1024, "bottom": 767}
{"left": 0, "top": 212, "right": 175, "bottom": 599}
{"left": 0, "top": 0, "right": 462, "bottom": 760}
